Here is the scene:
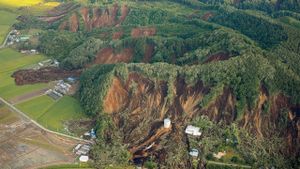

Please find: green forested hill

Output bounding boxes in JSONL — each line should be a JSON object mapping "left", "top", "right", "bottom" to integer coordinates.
{"left": 14, "top": 0, "right": 300, "bottom": 168}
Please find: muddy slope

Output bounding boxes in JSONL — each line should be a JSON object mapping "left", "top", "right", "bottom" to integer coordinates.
{"left": 100, "top": 72, "right": 299, "bottom": 166}
{"left": 12, "top": 67, "right": 81, "bottom": 85}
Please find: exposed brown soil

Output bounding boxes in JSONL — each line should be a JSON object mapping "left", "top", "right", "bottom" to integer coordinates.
{"left": 118, "top": 5, "right": 129, "bottom": 24}
{"left": 103, "top": 78, "right": 129, "bottom": 113}
{"left": 79, "top": 4, "right": 129, "bottom": 32}
{"left": 131, "top": 27, "right": 156, "bottom": 38}
{"left": 203, "top": 52, "right": 230, "bottom": 64}
{"left": 102, "top": 73, "right": 210, "bottom": 163}
{"left": 38, "top": 15, "right": 66, "bottom": 23}
{"left": 69, "top": 13, "right": 79, "bottom": 32}
{"left": 58, "top": 21, "right": 68, "bottom": 30}
{"left": 201, "top": 87, "right": 236, "bottom": 123}
{"left": 112, "top": 31, "right": 123, "bottom": 40}
{"left": 202, "top": 12, "right": 214, "bottom": 21}
{"left": 47, "top": 3, "right": 79, "bottom": 17}
{"left": 12, "top": 67, "right": 82, "bottom": 85}
{"left": 100, "top": 72, "right": 300, "bottom": 165}
{"left": 94, "top": 48, "right": 133, "bottom": 64}
{"left": 143, "top": 44, "right": 154, "bottom": 63}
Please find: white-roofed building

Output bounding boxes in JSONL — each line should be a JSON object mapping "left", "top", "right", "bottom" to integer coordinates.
{"left": 79, "top": 155, "right": 89, "bottom": 162}
{"left": 185, "top": 125, "right": 202, "bottom": 136}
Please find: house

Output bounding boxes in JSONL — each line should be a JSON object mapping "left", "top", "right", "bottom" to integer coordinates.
{"left": 189, "top": 148, "right": 199, "bottom": 157}
{"left": 185, "top": 125, "right": 202, "bottom": 136}
{"left": 79, "top": 155, "right": 89, "bottom": 162}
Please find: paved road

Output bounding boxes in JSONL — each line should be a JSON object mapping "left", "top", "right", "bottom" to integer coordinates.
{"left": 0, "top": 30, "right": 13, "bottom": 49}
{"left": 207, "top": 160, "right": 252, "bottom": 168}
{"left": 0, "top": 96, "right": 92, "bottom": 144}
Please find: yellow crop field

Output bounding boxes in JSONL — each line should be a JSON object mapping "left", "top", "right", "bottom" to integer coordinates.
{"left": 0, "top": 0, "right": 59, "bottom": 8}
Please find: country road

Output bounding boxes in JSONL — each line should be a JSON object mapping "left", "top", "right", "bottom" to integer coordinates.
{"left": 0, "top": 30, "right": 13, "bottom": 49}
{"left": 0, "top": 96, "right": 92, "bottom": 144}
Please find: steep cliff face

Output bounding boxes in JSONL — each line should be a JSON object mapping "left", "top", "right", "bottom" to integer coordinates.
{"left": 99, "top": 72, "right": 299, "bottom": 164}
{"left": 57, "top": 4, "right": 129, "bottom": 32}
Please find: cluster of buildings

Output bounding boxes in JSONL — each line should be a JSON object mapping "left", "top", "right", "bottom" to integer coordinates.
{"left": 73, "top": 144, "right": 91, "bottom": 163}
{"left": 163, "top": 118, "right": 202, "bottom": 158}
{"left": 6, "top": 30, "right": 31, "bottom": 46}
{"left": 73, "top": 129, "right": 97, "bottom": 163}
{"left": 46, "top": 80, "right": 72, "bottom": 100}
{"left": 20, "top": 49, "right": 38, "bottom": 55}
{"left": 185, "top": 125, "right": 202, "bottom": 158}
{"left": 35, "top": 59, "right": 59, "bottom": 70}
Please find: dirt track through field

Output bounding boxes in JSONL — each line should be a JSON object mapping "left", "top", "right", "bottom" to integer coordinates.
{"left": 9, "top": 88, "right": 49, "bottom": 105}
{"left": 0, "top": 98, "right": 89, "bottom": 169}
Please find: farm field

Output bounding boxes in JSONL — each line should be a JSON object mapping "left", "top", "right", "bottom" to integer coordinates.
{"left": 0, "top": 10, "right": 17, "bottom": 44}
{"left": 0, "top": 105, "right": 78, "bottom": 169}
{"left": 0, "top": 0, "right": 60, "bottom": 15}
{"left": 0, "top": 48, "right": 49, "bottom": 100}
{"left": 16, "top": 95, "right": 87, "bottom": 133}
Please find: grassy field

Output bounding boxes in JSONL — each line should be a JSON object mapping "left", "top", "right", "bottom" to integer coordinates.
{"left": 0, "top": 48, "right": 48, "bottom": 100}
{"left": 16, "top": 95, "right": 87, "bottom": 133}
{"left": 0, "top": 10, "right": 17, "bottom": 44}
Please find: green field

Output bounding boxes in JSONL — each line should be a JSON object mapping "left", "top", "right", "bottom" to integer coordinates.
{"left": 16, "top": 95, "right": 87, "bottom": 133}
{"left": 0, "top": 48, "right": 48, "bottom": 99}
{"left": 0, "top": 10, "right": 17, "bottom": 44}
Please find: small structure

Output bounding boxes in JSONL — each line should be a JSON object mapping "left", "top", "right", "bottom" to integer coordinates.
{"left": 79, "top": 155, "right": 89, "bottom": 163}
{"left": 213, "top": 151, "right": 226, "bottom": 159}
{"left": 164, "top": 118, "right": 171, "bottom": 129}
{"left": 53, "top": 60, "right": 59, "bottom": 67}
{"left": 189, "top": 148, "right": 199, "bottom": 157}
{"left": 67, "top": 77, "right": 77, "bottom": 83}
{"left": 90, "top": 128, "right": 96, "bottom": 139}
{"left": 75, "top": 144, "right": 91, "bottom": 156}
{"left": 38, "top": 62, "right": 44, "bottom": 67}
{"left": 19, "top": 36, "right": 30, "bottom": 42}
{"left": 54, "top": 80, "right": 72, "bottom": 95}
{"left": 73, "top": 144, "right": 82, "bottom": 153}
{"left": 185, "top": 125, "right": 202, "bottom": 136}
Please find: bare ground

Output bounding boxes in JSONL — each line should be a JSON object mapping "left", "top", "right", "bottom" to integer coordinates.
{"left": 0, "top": 107, "right": 80, "bottom": 169}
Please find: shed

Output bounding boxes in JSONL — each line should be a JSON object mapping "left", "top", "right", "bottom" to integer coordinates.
{"left": 164, "top": 118, "right": 171, "bottom": 128}
{"left": 73, "top": 144, "right": 82, "bottom": 152}
{"left": 185, "top": 125, "right": 202, "bottom": 136}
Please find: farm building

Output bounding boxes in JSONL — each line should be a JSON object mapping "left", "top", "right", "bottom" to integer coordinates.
{"left": 185, "top": 125, "right": 202, "bottom": 136}
{"left": 19, "top": 36, "right": 30, "bottom": 42}
{"left": 189, "top": 148, "right": 199, "bottom": 157}
{"left": 79, "top": 155, "right": 89, "bottom": 162}
{"left": 74, "top": 144, "right": 91, "bottom": 156}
